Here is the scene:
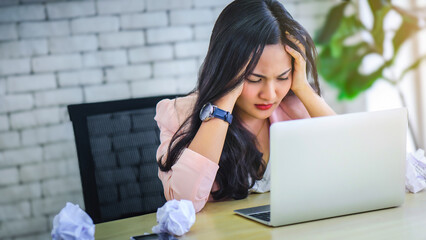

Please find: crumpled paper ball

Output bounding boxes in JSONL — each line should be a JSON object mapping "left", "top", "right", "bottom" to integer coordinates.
{"left": 152, "top": 199, "right": 195, "bottom": 236}
{"left": 406, "top": 149, "right": 426, "bottom": 193}
{"left": 51, "top": 202, "right": 95, "bottom": 240}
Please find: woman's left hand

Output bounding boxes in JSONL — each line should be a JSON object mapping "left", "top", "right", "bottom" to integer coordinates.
{"left": 284, "top": 33, "right": 310, "bottom": 94}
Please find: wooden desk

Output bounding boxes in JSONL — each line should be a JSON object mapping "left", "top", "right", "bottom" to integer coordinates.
{"left": 96, "top": 191, "right": 426, "bottom": 240}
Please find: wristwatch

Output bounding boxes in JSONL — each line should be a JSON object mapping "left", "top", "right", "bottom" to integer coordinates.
{"left": 199, "top": 102, "right": 233, "bottom": 124}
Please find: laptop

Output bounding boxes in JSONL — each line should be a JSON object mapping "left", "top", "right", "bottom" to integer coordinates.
{"left": 234, "top": 108, "right": 407, "bottom": 226}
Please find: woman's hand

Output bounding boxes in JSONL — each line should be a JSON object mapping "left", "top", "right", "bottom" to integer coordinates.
{"left": 284, "top": 33, "right": 311, "bottom": 95}
{"left": 284, "top": 33, "right": 336, "bottom": 117}
{"left": 214, "top": 80, "right": 244, "bottom": 112}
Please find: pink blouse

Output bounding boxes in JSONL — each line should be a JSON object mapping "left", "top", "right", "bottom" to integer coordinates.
{"left": 154, "top": 94, "right": 310, "bottom": 212}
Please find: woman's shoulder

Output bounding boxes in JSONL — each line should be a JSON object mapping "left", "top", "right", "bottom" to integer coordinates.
{"left": 155, "top": 93, "right": 197, "bottom": 130}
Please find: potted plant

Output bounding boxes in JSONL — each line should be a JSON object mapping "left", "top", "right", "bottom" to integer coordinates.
{"left": 315, "top": 0, "right": 426, "bottom": 149}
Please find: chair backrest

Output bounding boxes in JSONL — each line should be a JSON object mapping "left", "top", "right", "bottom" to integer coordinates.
{"left": 68, "top": 95, "right": 182, "bottom": 223}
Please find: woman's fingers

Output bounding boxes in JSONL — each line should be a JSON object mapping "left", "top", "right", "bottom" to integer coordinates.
{"left": 285, "top": 31, "right": 305, "bottom": 55}
{"left": 285, "top": 45, "right": 305, "bottom": 66}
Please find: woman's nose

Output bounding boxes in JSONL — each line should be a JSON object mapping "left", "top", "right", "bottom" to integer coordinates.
{"left": 259, "top": 82, "right": 276, "bottom": 101}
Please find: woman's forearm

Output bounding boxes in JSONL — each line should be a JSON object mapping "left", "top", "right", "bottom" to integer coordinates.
{"left": 188, "top": 97, "right": 237, "bottom": 164}
{"left": 293, "top": 84, "right": 336, "bottom": 117}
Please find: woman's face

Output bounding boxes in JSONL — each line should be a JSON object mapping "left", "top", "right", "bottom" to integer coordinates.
{"left": 235, "top": 44, "right": 293, "bottom": 121}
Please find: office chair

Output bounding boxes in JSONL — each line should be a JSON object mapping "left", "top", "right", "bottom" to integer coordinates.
{"left": 68, "top": 95, "right": 182, "bottom": 223}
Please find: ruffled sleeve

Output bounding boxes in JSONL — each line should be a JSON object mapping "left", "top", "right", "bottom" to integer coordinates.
{"left": 154, "top": 98, "right": 219, "bottom": 212}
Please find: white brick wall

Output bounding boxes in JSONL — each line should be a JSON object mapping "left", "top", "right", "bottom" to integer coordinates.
{"left": 0, "top": 201, "right": 31, "bottom": 221}
{"left": 170, "top": 9, "right": 214, "bottom": 25}
{"left": 7, "top": 74, "right": 56, "bottom": 93}
{"left": 58, "top": 69, "right": 103, "bottom": 87}
{"left": 43, "top": 141, "right": 77, "bottom": 161}
{"left": 46, "top": 1, "right": 96, "bottom": 19}
{"left": 71, "top": 16, "right": 119, "bottom": 34}
{"left": 42, "top": 176, "right": 82, "bottom": 196}
{"left": 0, "top": 5, "right": 45, "bottom": 22}
{"left": 0, "top": 1, "right": 353, "bottom": 239}
{"left": 0, "top": 146, "right": 43, "bottom": 167}
{"left": 10, "top": 107, "right": 61, "bottom": 129}
{"left": 82, "top": 50, "right": 127, "bottom": 67}
{"left": 21, "top": 123, "right": 74, "bottom": 146}
{"left": 106, "top": 64, "right": 151, "bottom": 82}
{"left": 0, "top": 115, "right": 9, "bottom": 131}
{"left": 97, "top": 0, "right": 145, "bottom": 15}
{"left": 129, "top": 45, "right": 174, "bottom": 63}
{"left": 120, "top": 12, "right": 168, "bottom": 29}
{"left": 99, "top": 31, "right": 145, "bottom": 49}
{"left": 0, "top": 217, "right": 47, "bottom": 239}
{"left": 0, "top": 167, "right": 19, "bottom": 186}
{"left": 131, "top": 78, "right": 178, "bottom": 97}
{"left": 32, "top": 54, "right": 82, "bottom": 73}
{"left": 146, "top": 0, "right": 192, "bottom": 11}
{"left": 0, "top": 58, "right": 31, "bottom": 75}
{"left": 34, "top": 88, "right": 84, "bottom": 107}
{"left": 31, "top": 193, "right": 83, "bottom": 217}
{"left": 0, "top": 94, "right": 34, "bottom": 113}
{"left": 15, "top": 232, "right": 50, "bottom": 240}
{"left": 84, "top": 83, "right": 131, "bottom": 102}
{"left": 0, "top": 39, "right": 48, "bottom": 59}
{"left": 147, "top": 26, "right": 193, "bottom": 44}
{"left": 194, "top": 24, "right": 213, "bottom": 40}
{"left": 153, "top": 59, "right": 198, "bottom": 77}
{"left": 0, "top": 131, "right": 20, "bottom": 149}
{"left": 19, "top": 21, "right": 70, "bottom": 38}
{"left": 175, "top": 41, "right": 209, "bottom": 58}
{"left": 49, "top": 35, "right": 98, "bottom": 54}
{"left": 193, "top": 0, "right": 232, "bottom": 7}
{"left": 0, "top": 77, "right": 5, "bottom": 95}
{"left": 0, "top": 183, "right": 42, "bottom": 204}
{"left": 0, "top": 24, "right": 17, "bottom": 41}
{"left": 20, "top": 160, "right": 69, "bottom": 182}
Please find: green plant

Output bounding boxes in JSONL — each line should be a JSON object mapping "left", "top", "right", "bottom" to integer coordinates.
{"left": 315, "top": 0, "right": 425, "bottom": 100}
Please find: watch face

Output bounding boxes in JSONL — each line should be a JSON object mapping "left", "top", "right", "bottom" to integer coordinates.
{"left": 200, "top": 103, "right": 214, "bottom": 121}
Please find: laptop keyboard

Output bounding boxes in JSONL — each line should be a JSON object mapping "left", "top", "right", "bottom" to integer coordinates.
{"left": 249, "top": 211, "right": 270, "bottom": 222}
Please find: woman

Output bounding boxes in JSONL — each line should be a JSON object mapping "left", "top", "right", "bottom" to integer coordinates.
{"left": 154, "top": 0, "right": 335, "bottom": 212}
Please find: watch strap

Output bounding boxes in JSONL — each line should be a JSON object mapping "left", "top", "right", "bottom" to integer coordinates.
{"left": 212, "top": 106, "right": 233, "bottom": 124}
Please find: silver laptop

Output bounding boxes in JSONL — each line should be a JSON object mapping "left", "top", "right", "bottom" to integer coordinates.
{"left": 234, "top": 108, "right": 407, "bottom": 226}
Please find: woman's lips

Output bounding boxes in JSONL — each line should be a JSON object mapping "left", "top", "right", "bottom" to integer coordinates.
{"left": 255, "top": 104, "right": 273, "bottom": 110}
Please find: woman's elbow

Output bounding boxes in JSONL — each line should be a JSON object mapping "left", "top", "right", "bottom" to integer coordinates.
{"left": 163, "top": 185, "right": 209, "bottom": 213}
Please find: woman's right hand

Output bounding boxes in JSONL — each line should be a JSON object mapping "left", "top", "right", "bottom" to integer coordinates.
{"left": 214, "top": 81, "right": 244, "bottom": 112}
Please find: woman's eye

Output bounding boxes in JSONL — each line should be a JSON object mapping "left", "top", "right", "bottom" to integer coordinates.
{"left": 278, "top": 77, "right": 289, "bottom": 81}
{"left": 247, "top": 78, "right": 261, "bottom": 83}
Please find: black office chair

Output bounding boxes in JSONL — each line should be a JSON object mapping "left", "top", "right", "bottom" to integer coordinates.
{"left": 68, "top": 95, "right": 182, "bottom": 223}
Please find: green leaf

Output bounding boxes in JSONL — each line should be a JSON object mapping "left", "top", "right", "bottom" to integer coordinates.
{"left": 367, "top": 0, "right": 390, "bottom": 12}
{"left": 341, "top": 65, "right": 384, "bottom": 99}
{"left": 391, "top": 6, "right": 421, "bottom": 58}
{"left": 370, "top": 5, "right": 391, "bottom": 54}
{"left": 315, "top": 2, "right": 350, "bottom": 45}
{"left": 316, "top": 2, "right": 424, "bottom": 101}
{"left": 318, "top": 42, "right": 380, "bottom": 99}
{"left": 328, "top": 15, "right": 365, "bottom": 58}
{"left": 398, "top": 55, "right": 426, "bottom": 81}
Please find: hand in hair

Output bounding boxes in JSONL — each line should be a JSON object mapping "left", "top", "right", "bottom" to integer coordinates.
{"left": 214, "top": 80, "right": 245, "bottom": 112}
{"left": 284, "top": 33, "right": 310, "bottom": 95}
{"left": 285, "top": 33, "right": 336, "bottom": 117}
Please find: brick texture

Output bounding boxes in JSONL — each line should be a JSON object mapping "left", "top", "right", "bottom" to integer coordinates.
{"left": 46, "top": 1, "right": 96, "bottom": 19}
{"left": 0, "top": 1, "right": 345, "bottom": 239}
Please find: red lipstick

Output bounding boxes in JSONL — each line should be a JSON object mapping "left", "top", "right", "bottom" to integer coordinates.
{"left": 255, "top": 104, "right": 273, "bottom": 110}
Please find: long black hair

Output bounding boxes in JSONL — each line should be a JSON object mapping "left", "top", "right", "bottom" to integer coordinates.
{"left": 158, "top": 0, "right": 320, "bottom": 200}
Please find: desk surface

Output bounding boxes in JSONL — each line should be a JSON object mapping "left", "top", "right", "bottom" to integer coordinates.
{"left": 96, "top": 191, "right": 426, "bottom": 240}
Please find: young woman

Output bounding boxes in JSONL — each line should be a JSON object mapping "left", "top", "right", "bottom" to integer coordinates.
{"left": 154, "top": 0, "right": 336, "bottom": 212}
